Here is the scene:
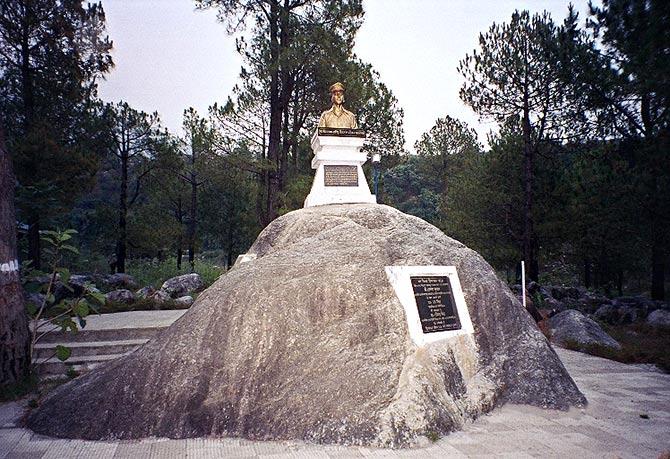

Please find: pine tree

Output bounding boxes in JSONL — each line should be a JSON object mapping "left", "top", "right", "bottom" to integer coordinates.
{"left": 0, "top": 0, "right": 113, "bottom": 268}
{"left": 458, "top": 10, "right": 582, "bottom": 281}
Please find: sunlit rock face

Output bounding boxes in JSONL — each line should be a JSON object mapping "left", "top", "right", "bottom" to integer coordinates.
{"left": 28, "top": 204, "right": 585, "bottom": 447}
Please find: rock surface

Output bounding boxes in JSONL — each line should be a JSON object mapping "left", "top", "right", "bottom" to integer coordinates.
{"left": 27, "top": 204, "right": 585, "bottom": 446}
{"left": 102, "top": 273, "right": 138, "bottom": 290}
{"left": 104, "top": 289, "right": 135, "bottom": 305}
{"left": 647, "top": 309, "right": 670, "bottom": 327}
{"left": 161, "top": 273, "right": 203, "bottom": 298}
{"left": 174, "top": 295, "right": 194, "bottom": 307}
{"left": 548, "top": 310, "right": 621, "bottom": 350}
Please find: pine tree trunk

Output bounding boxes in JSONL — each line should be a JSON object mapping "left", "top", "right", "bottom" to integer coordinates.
{"left": 176, "top": 196, "right": 183, "bottom": 271}
{"left": 265, "top": 2, "right": 282, "bottom": 226}
{"left": 188, "top": 172, "right": 197, "bottom": 272}
{"left": 651, "top": 236, "right": 666, "bottom": 300}
{"left": 0, "top": 126, "right": 30, "bottom": 388}
{"left": 27, "top": 217, "right": 40, "bottom": 270}
{"left": 21, "top": 14, "right": 40, "bottom": 270}
{"left": 116, "top": 153, "right": 128, "bottom": 273}
{"left": 584, "top": 258, "right": 591, "bottom": 288}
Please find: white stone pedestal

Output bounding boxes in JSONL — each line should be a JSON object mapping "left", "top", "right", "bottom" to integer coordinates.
{"left": 303, "top": 131, "right": 376, "bottom": 208}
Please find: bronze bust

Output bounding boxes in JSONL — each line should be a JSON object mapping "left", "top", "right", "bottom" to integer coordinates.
{"left": 318, "top": 82, "right": 358, "bottom": 129}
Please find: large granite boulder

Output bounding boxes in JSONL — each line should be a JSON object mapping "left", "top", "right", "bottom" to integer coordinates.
{"left": 27, "top": 204, "right": 585, "bottom": 446}
{"left": 548, "top": 310, "right": 621, "bottom": 350}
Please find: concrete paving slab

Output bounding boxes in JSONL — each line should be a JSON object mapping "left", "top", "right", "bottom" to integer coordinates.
{"left": 60, "top": 310, "right": 187, "bottom": 331}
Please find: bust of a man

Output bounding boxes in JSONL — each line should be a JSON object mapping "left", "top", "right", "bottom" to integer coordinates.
{"left": 318, "top": 82, "right": 358, "bottom": 129}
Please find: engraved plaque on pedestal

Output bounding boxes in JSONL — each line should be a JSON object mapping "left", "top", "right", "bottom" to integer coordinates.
{"left": 324, "top": 165, "right": 358, "bottom": 187}
{"left": 410, "top": 276, "right": 461, "bottom": 333}
{"left": 317, "top": 127, "right": 366, "bottom": 138}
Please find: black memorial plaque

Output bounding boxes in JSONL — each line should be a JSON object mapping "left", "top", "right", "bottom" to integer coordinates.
{"left": 318, "top": 127, "right": 366, "bottom": 138}
{"left": 410, "top": 276, "right": 461, "bottom": 333}
{"left": 324, "top": 165, "right": 358, "bottom": 187}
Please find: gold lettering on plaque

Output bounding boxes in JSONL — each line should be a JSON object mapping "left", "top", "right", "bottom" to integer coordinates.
{"left": 324, "top": 165, "right": 358, "bottom": 187}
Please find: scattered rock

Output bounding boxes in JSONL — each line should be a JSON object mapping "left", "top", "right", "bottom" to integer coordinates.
{"left": 161, "top": 273, "right": 203, "bottom": 298}
{"left": 25, "top": 292, "right": 46, "bottom": 309}
{"left": 543, "top": 297, "right": 566, "bottom": 315}
{"left": 136, "top": 286, "right": 156, "bottom": 300}
{"left": 174, "top": 295, "right": 194, "bottom": 307}
{"left": 549, "top": 309, "right": 620, "bottom": 350}
{"left": 149, "top": 289, "right": 171, "bottom": 304}
{"left": 550, "top": 286, "right": 581, "bottom": 301}
{"left": 594, "top": 302, "right": 639, "bottom": 325}
{"left": 647, "top": 309, "right": 670, "bottom": 327}
{"left": 105, "top": 289, "right": 136, "bottom": 305}
{"left": 102, "top": 273, "right": 138, "bottom": 291}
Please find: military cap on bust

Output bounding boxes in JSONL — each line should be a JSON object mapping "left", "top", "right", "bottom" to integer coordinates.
{"left": 329, "top": 82, "right": 346, "bottom": 93}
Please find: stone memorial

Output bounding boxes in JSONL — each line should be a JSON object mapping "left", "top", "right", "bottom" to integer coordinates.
{"left": 27, "top": 85, "right": 586, "bottom": 448}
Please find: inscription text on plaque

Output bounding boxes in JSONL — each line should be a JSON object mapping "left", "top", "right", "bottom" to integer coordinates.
{"left": 410, "top": 276, "right": 461, "bottom": 333}
{"left": 324, "top": 165, "right": 358, "bottom": 187}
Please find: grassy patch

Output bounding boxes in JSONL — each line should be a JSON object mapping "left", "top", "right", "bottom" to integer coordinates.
{"left": 562, "top": 323, "right": 670, "bottom": 373}
{"left": 126, "top": 257, "right": 225, "bottom": 290}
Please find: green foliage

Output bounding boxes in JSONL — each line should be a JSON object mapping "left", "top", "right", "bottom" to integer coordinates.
{"left": 22, "top": 230, "right": 103, "bottom": 375}
{"left": 0, "top": 1, "right": 114, "bottom": 267}
{"left": 55, "top": 345, "right": 71, "bottom": 362}
{"left": 65, "top": 366, "right": 79, "bottom": 380}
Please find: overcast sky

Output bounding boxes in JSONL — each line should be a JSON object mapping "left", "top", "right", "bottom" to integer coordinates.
{"left": 98, "top": 0, "right": 593, "bottom": 150}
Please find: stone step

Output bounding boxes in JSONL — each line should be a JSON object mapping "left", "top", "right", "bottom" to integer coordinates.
{"left": 30, "top": 310, "right": 185, "bottom": 377}
{"left": 35, "top": 325, "right": 166, "bottom": 343}
{"left": 33, "top": 339, "right": 148, "bottom": 359}
{"left": 35, "top": 310, "right": 186, "bottom": 343}
{"left": 34, "top": 353, "right": 128, "bottom": 376}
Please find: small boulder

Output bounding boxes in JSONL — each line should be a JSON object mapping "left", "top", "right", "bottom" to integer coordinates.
{"left": 647, "top": 309, "right": 670, "bottom": 327}
{"left": 105, "top": 289, "right": 136, "bottom": 305}
{"left": 103, "top": 273, "right": 138, "bottom": 290}
{"left": 595, "top": 302, "right": 639, "bottom": 325}
{"left": 549, "top": 309, "right": 621, "bottom": 350}
{"left": 161, "top": 273, "right": 203, "bottom": 298}
{"left": 25, "top": 292, "right": 46, "bottom": 309}
{"left": 149, "top": 289, "right": 172, "bottom": 304}
{"left": 136, "top": 286, "right": 156, "bottom": 300}
{"left": 543, "top": 297, "right": 566, "bottom": 315}
{"left": 174, "top": 295, "right": 194, "bottom": 307}
{"left": 594, "top": 304, "right": 618, "bottom": 323}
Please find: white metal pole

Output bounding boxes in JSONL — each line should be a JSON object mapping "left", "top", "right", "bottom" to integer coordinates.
{"left": 521, "top": 260, "right": 526, "bottom": 309}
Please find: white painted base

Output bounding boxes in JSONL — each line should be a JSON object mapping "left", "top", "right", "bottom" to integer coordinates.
{"left": 385, "top": 266, "right": 474, "bottom": 347}
{"left": 304, "top": 132, "right": 376, "bottom": 208}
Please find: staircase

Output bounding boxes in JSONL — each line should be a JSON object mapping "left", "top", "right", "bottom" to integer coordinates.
{"left": 33, "top": 310, "right": 186, "bottom": 378}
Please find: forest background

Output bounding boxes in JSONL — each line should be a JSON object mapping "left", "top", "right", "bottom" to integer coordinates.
{"left": 1, "top": 0, "right": 668, "bottom": 304}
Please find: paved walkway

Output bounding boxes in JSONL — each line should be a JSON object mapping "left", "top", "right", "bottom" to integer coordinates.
{"left": 41, "top": 309, "right": 188, "bottom": 332}
{"left": 1, "top": 348, "right": 668, "bottom": 458}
